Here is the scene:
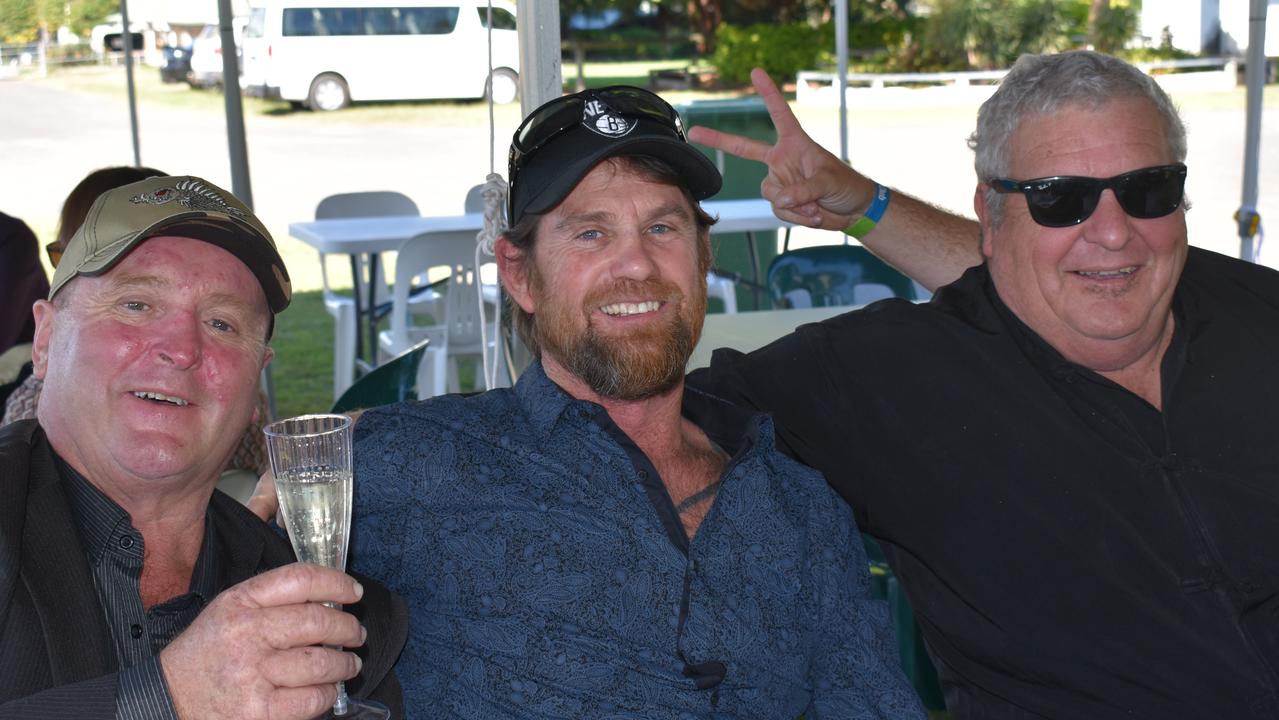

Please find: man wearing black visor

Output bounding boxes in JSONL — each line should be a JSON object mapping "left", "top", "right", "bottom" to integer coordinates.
{"left": 688, "top": 50, "right": 1279, "bottom": 719}
{"left": 345, "top": 87, "right": 925, "bottom": 719}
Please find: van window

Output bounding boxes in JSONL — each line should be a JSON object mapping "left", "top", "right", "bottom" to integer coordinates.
{"left": 283, "top": 8, "right": 360, "bottom": 35}
{"left": 475, "top": 6, "right": 515, "bottom": 30}
{"left": 281, "top": 6, "right": 460, "bottom": 37}
{"left": 245, "top": 7, "right": 265, "bottom": 38}
{"left": 400, "top": 7, "right": 460, "bottom": 34}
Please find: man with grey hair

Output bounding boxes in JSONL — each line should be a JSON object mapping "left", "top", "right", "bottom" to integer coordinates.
{"left": 689, "top": 51, "right": 1279, "bottom": 718}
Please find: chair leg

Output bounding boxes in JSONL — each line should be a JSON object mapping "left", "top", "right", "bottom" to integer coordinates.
{"left": 328, "top": 298, "right": 357, "bottom": 401}
{"left": 446, "top": 355, "right": 463, "bottom": 394}
{"left": 427, "top": 347, "right": 448, "bottom": 398}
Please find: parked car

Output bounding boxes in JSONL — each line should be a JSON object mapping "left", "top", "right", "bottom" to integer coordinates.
{"left": 159, "top": 44, "right": 192, "bottom": 83}
{"left": 241, "top": 0, "right": 520, "bottom": 111}
{"left": 188, "top": 20, "right": 246, "bottom": 89}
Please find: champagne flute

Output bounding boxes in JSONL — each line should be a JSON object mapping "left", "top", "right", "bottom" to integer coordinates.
{"left": 263, "top": 414, "right": 389, "bottom": 720}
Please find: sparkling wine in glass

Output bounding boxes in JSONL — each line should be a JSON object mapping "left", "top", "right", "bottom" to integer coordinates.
{"left": 264, "top": 413, "right": 388, "bottom": 720}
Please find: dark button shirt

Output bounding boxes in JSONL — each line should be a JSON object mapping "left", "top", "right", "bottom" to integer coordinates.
{"left": 352, "top": 362, "right": 924, "bottom": 719}
{"left": 59, "top": 455, "right": 221, "bottom": 720}
{"left": 689, "top": 247, "right": 1279, "bottom": 719}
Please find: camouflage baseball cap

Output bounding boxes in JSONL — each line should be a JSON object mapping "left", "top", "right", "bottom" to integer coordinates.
{"left": 49, "top": 175, "right": 292, "bottom": 313}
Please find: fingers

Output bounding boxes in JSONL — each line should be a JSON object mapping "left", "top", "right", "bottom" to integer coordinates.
{"left": 260, "top": 646, "right": 362, "bottom": 688}
{"left": 229, "top": 563, "right": 364, "bottom": 610}
{"left": 687, "top": 126, "right": 771, "bottom": 163}
{"left": 750, "top": 68, "right": 804, "bottom": 138}
{"left": 267, "top": 685, "right": 338, "bottom": 720}
{"left": 259, "top": 601, "right": 367, "bottom": 650}
{"left": 246, "top": 469, "right": 279, "bottom": 523}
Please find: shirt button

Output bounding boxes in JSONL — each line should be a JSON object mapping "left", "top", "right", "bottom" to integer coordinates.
{"left": 638, "top": 470, "right": 648, "bottom": 480}
{"left": 130, "top": 624, "right": 143, "bottom": 639}
{"left": 119, "top": 536, "right": 135, "bottom": 549}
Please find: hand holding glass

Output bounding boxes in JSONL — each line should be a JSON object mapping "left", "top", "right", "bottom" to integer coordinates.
{"left": 263, "top": 414, "right": 388, "bottom": 719}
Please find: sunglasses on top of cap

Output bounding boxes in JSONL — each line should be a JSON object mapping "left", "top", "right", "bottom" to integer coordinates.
{"left": 508, "top": 88, "right": 685, "bottom": 200}
{"left": 989, "top": 163, "right": 1187, "bottom": 228}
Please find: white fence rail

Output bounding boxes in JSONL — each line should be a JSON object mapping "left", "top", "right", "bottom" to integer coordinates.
{"left": 0, "top": 41, "right": 114, "bottom": 80}
{"left": 797, "top": 57, "right": 1240, "bottom": 107}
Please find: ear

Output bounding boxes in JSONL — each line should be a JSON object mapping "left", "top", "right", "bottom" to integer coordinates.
{"left": 974, "top": 185, "right": 995, "bottom": 260}
{"left": 30, "top": 300, "right": 56, "bottom": 380}
{"left": 496, "top": 235, "right": 537, "bottom": 314}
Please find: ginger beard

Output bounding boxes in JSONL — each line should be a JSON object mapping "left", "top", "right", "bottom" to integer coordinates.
{"left": 532, "top": 272, "right": 707, "bottom": 401}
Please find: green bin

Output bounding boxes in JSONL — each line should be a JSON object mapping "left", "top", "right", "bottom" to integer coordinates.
{"left": 678, "top": 98, "right": 780, "bottom": 311}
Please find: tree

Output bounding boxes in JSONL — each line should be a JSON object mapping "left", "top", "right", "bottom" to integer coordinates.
{"left": 686, "top": 0, "right": 721, "bottom": 54}
{"left": 919, "top": 0, "right": 1080, "bottom": 70}
{"left": 1089, "top": 0, "right": 1138, "bottom": 54}
{"left": 0, "top": 0, "right": 116, "bottom": 44}
{"left": 0, "top": 0, "right": 41, "bottom": 43}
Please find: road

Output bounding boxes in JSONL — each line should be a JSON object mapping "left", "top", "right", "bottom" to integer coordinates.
{"left": 1, "top": 69, "right": 1276, "bottom": 291}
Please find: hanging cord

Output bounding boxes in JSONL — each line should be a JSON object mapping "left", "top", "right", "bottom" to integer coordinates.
{"left": 475, "top": 0, "right": 509, "bottom": 391}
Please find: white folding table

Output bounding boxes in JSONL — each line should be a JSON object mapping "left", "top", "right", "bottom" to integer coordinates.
{"left": 288, "top": 198, "right": 794, "bottom": 371}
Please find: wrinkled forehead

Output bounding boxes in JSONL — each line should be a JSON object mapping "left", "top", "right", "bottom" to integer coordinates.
{"left": 77, "top": 235, "right": 270, "bottom": 315}
{"left": 1009, "top": 98, "right": 1171, "bottom": 166}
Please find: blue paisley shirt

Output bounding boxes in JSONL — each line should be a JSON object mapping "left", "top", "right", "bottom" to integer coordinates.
{"left": 351, "top": 363, "right": 923, "bottom": 719}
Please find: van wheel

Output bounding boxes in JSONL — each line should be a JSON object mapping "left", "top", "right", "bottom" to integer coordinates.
{"left": 308, "top": 73, "right": 349, "bottom": 111}
{"left": 486, "top": 68, "right": 518, "bottom": 105}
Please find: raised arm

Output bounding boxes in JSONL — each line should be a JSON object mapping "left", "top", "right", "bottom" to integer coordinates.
{"left": 687, "top": 68, "right": 981, "bottom": 292}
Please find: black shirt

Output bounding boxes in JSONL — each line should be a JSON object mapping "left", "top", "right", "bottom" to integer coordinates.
{"left": 689, "top": 247, "right": 1279, "bottom": 719}
{"left": 59, "top": 456, "right": 218, "bottom": 720}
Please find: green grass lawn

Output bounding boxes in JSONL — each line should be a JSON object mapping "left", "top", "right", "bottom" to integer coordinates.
{"left": 270, "top": 289, "right": 337, "bottom": 418}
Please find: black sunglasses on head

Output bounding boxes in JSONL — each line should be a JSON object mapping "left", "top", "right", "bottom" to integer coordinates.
{"left": 989, "top": 163, "right": 1187, "bottom": 228}
{"left": 507, "top": 87, "right": 686, "bottom": 210}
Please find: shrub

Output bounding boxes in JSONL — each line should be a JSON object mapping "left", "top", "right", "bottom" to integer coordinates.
{"left": 712, "top": 22, "right": 826, "bottom": 85}
{"left": 565, "top": 26, "right": 695, "bottom": 61}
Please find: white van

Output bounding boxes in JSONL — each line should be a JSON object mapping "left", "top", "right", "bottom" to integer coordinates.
{"left": 241, "top": 0, "right": 519, "bottom": 111}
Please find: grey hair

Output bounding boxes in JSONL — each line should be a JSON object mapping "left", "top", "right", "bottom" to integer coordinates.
{"left": 969, "top": 50, "right": 1187, "bottom": 224}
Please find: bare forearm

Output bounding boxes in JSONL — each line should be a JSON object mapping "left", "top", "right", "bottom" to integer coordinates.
{"left": 858, "top": 188, "right": 982, "bottom": 292}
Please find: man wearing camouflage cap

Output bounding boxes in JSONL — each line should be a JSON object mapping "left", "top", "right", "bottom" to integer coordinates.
{"left": 0, "top": 176, "right": 406, "bottom": 719}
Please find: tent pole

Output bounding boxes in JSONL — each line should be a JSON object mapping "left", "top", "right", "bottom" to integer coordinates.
{"left": 215, "top": 0, "right": 272, "bottom": 416}
{"left": 119, "top": 0, "right": 141, "bottom": 166}
{"left": 217, "top": 0, "right": 253, "bottom": 209}
{"left": 516, "top": 1, "right": 562, "bottom": 115}
{"left": 836, "top": 0, "right": 849, "bottom": 162}
{"left": 1237, "top": 0, "right": 1268, "bottom": 262}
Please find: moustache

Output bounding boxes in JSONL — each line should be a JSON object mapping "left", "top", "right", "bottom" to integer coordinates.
{"left": 583, "top": 278, "right": 684, "bottom": 311}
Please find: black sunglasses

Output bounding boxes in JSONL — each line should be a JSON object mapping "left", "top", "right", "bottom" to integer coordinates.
{"left": 989, "top": 163, "right": 1187, "bottom": 228}
{"left": 507, "top": 87, "right": 686, "bottom": 211}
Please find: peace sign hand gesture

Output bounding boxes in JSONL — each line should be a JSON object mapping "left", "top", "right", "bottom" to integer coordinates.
{"left": 687, "top": 68, "right": 878, "bottom": 231}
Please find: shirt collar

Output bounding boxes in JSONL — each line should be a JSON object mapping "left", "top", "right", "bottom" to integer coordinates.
{"left": 515, "top": 359, "right": 770, "bottom": 459}
{"left": 54, "top": 452, "right": 222, "bottom": 600}
{"left": 514, "top": 360, "right": 597, "bottom": 438}
{"left": 56, "top": 453, "right": 131, "bottom": 567}
{"left": 977, "top": 262, "right": 1194, "bottom": 382}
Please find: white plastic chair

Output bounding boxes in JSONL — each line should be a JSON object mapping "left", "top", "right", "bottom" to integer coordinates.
{"left": 315, "top": 191, "right": 432, "bottom": 400}
{"left": 379, "top": 230, "right": 498, "bottom": 397}
{"left": 464, "top": 183, "right": 487, "bottom": 214}
{"left": 706, "top": 273, "right": 737, "bottom": 313}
